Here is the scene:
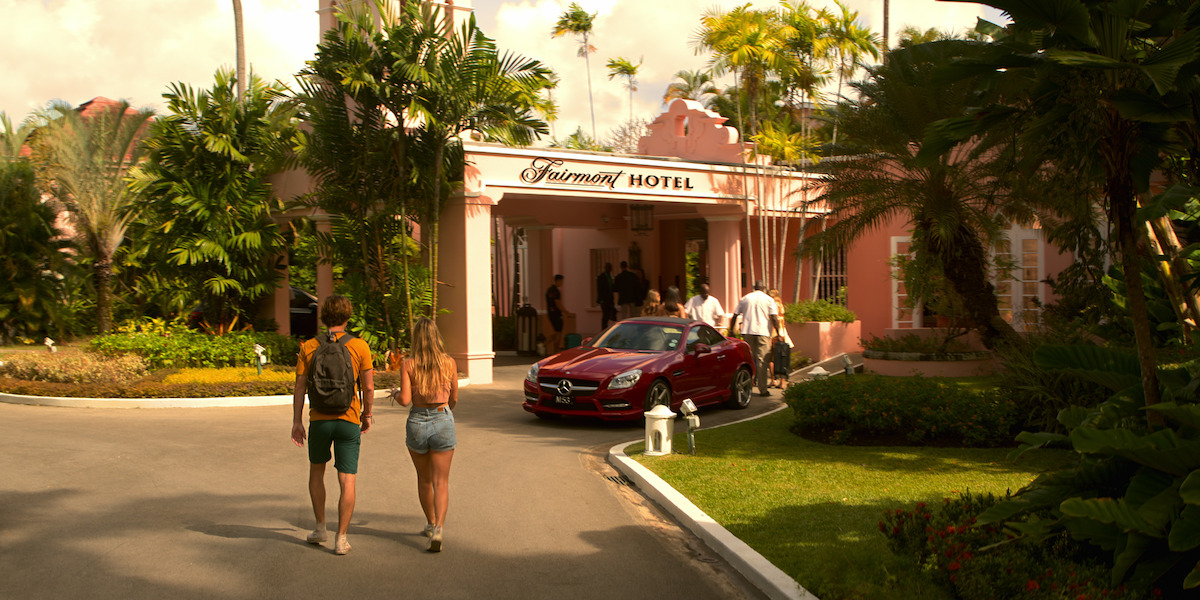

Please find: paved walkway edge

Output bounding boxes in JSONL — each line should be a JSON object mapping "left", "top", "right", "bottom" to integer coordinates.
{"left": 608, "top": 405, "right": 820, "bottom": 600}
{"left": 0, "top": 379, "right": 470, "bottom": 409}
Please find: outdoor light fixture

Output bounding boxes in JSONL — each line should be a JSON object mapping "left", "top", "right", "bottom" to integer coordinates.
{"left": 630, "top": 204, "right": 654, "bottom": 233}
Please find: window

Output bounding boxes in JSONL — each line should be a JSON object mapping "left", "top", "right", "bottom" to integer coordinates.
{"left": 891, "top": 237, "right": 921, "bottom": 328}
{"left": 994, "top": 227, "right": 1043, "bottom": 330}
{"left": 813, "top": 248, "right": 847, "bottom": 301}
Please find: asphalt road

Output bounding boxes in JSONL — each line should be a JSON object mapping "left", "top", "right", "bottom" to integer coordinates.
{"left": 0, "top": 356, "right": 783, "bottom": 600}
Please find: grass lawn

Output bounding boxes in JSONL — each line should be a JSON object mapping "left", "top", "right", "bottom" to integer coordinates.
{"left": 632, "top": 408, "right": 1075, "bottom": 600}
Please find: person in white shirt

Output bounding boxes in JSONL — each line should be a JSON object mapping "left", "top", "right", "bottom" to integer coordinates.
{"left": 729, "top": 281, "right": 780, "bottom": 397}
{"left": 684, "top": 283, "right": 725, "bottom": 330}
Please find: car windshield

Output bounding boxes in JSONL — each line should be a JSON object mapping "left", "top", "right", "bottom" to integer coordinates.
{"left": 592, "top": 322, "right": 684, "bottom": 352}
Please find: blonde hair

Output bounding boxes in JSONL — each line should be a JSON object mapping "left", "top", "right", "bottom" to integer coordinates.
{"left": 407, "top": 318, "right": 455, "bottom": 398}
{"left": 769, "top": 289, "right": 785, "bottom": 313}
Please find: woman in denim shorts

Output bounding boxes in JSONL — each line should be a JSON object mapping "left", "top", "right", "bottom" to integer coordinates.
{"left": 391, "top": 318, "right": 458, "bottom": 552}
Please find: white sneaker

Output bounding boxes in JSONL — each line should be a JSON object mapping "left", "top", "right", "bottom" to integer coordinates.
{"left": 334, "top": 534, "right": 351, "bottom": 555}
{"left": 306, "top": 526, "right": 327, "bottom": 544}
{"left": 422, "top": 523, "right": 437, "bottom": 538}
{"left": 427, "top": 526, "right": 442, "bottom": 552}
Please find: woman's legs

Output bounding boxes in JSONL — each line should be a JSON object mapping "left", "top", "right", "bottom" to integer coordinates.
{"left": 429, "top": 449, "right": 454, "bottom": 526}
{"left": 409, "top": 448, "right": 454, "bottom": 527}
{"left": 409, "top": 449, "right": 436, "bottom": 526}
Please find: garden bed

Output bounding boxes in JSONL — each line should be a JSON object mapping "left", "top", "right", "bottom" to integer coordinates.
{"left": 862, "top": 349, "right": 998, "bottom": 377}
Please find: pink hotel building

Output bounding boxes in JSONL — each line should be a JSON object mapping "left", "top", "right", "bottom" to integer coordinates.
{"left": 268, "top": 1, "right": 1072, "bottom": 384}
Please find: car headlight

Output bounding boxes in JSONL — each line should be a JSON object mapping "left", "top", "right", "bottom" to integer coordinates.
{"left": 525, "top": 363, "right": 540, "bottom": 384}
{"left": 608, "top": 369, "right": 642, "bottom": 390}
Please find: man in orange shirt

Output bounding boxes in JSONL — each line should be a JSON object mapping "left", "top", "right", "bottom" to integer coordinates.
{"left": 291, "top": 295, "right": 374, "bottom": 555}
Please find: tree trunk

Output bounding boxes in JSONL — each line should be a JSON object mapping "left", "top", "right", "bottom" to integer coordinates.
{"left": 933, "top": 225, "right": 1022, "bottom": 350}
{"left": 1103, "top": 112, "right": 1161, "bottom": 422}
{"left": 1110, "top": 176, "right": 1162, "bottom": 417}
{"left": 95, "top": 257, "right": 113, "bottom": 334}
{"left": 233, "top": 0, "right": 246, "bottom": 100}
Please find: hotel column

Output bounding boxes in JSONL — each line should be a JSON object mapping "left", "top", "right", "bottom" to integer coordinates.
{"left": 314, "top": 215, "right": 334, "bottom": 318}
{"left": 437, "top": 193, "right": 495, "bottom": 384}
{"left": 706, "top": 216, "right": 743, "bottom": 322}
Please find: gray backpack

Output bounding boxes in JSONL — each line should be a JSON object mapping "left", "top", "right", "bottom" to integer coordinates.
{"left": 306, "top": 332, "right": 357, "bottom": 414}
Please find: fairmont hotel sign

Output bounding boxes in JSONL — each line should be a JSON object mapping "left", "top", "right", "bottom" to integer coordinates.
{"left": 519, "top": 157, "right": 695, "bottom": 192}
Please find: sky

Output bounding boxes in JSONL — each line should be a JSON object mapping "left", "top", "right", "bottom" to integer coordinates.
{"left": 0, "top": 0, "right": 1001, "bottom": 144}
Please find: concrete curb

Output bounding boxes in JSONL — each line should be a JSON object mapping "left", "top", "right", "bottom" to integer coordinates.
{"left": 0, "top": 378, "right": 470, "bottom": 409}
{"left": 608, "top": 405, "right": 820, "bottom": 600}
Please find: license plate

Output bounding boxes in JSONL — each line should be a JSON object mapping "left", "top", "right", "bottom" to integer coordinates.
{"left": 554, "top": 395, "right": 573, "bottom": 405}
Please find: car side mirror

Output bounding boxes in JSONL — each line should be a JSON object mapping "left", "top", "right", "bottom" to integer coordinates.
{"left": 582, "top": 336, "right": 593, "bottom": 345}
{"left": 693, "top": 343, "right": 711, "bottom": 355}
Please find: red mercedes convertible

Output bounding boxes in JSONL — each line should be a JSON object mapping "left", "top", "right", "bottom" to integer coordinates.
{"left": 522, "top": 316, "right": 756, "bottom": 421}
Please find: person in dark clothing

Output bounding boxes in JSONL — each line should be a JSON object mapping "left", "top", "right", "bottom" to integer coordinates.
{"left": 770, "top": 335, "right": 791, "bottom": 390}
{"left": 545, "top": 274, "right": 565, "bottom": 355}
{"left": 613, "top": 261, "right": 641, "bottom": 320}
{"left": 596, "top": 262, "right": 616, "bottom": 330}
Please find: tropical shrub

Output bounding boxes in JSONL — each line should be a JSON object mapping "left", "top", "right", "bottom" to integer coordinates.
{"left": 785, "top": 297, "right": 857, "bottom": 323}
{"left": 785, "top": 374, "right": 1019, "bottom": 447}
{"left": 981, "top": 345, "right": 1200, "bottom": 595}
{"left": 991, "top": 333, "right": 1111, "bottom": 434}
{"left": 881, "top": 493, "right": 1153, "bottom": 600}
{"left": 0, "top": 352, "right": 148, "bottom": 384}
{"left": 862, "top": 332, "right": 970, "bottom": 354}
{"left": 89, "top": 330, "right": 300, "bottom": 369}
{"left": 0, "top": 159, "right": 73, "bottom": 343}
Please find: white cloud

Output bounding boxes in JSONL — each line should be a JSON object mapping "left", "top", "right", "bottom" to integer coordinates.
{"left": 2, "top": 0, "right": 996, "bottom": 144}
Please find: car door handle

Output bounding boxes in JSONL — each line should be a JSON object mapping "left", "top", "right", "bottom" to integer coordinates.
{"left": 717, "top": 354, "right": 727, "bottom": 360}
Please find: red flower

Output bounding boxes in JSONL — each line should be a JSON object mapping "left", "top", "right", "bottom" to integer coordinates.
{"left": 1026, "top": 580, "right": 1039, "bottom": 592}
{"left": 892, "top": 526, "right": 900, "bottom": 535}
{"left": 878, "top": 521, "right": 886, "bottom": 532}
{"left": 947, "top": 561, "right": 961, "bottom": 571}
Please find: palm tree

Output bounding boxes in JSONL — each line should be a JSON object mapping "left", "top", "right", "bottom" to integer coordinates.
{"left": 662, "top": 69, "right": 718, "bottom": 108}
{"left": 233, "top": 0, "right": 246, "bottom": 99}
{"left": 552, "top": 3, "right": 597, "bottom": 139}
{"left": 32, "top": 99, "right": 154, "bottom": 334}
{"left": 896, "top": 26, "right": 953, "bottom": 48}
{"left": 823, "top": 0, "right": 880, "bottom": 147}
{"left": 921, "top": 0, "right": 1200, "bottom": 412}
{"left": 129, "top": 68, "right": 295, "bottom": 332}
{"left": 410, "top": 9, "right": 552, "bottom": 315}
{"left": 1, "top": 112, "right": 33, "bottom": 160}
{"left": 816, "top": 41, "right": 1027, "bottom": 349}
{"left": 606, "top": 56, "right": 641, "bottom": 123}
{"left": 693, "top": 5, "right": 797, "bottom": 289}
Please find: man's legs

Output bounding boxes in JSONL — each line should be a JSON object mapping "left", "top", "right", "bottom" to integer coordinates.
{"left": 748, "top": 335, "right": 770, "bottom": 394}
{"left": 308, "top": 462, "right": 327, "bottom": 532}
{"left": 336, "top": 472, "right": 356, "bottom": 535}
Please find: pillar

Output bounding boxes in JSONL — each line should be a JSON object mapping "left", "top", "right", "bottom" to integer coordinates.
{"left": 707, "top": 216, "right": 743, "bottom": 318}
{"left": 437, "top": 194, "right": 495, "bottom": 384}
{"left": 315, "top": 217, "right": 334, "bottom": 316}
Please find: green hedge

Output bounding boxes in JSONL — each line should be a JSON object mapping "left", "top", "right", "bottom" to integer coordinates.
{"left": 89, "top": 331, "right": 301, "bottom": 370}
{"left": 784, "top": 375, "right": 1019, "bottom": 447}
{"left": 784, "top": 298, "right": 857, "bottom": 323}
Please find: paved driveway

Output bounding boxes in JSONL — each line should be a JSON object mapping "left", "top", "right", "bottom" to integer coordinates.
{"left": 0, "top": 356, "right": 782, "bottom": 600}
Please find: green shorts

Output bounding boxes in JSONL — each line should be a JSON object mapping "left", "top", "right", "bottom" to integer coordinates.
{"left": 308, "top": 419, "right": 361, "bottom": 474}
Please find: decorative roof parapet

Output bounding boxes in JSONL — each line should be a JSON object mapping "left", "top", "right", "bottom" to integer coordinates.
{"left": 637, "top": 99, "right": 763, "bottom": 165}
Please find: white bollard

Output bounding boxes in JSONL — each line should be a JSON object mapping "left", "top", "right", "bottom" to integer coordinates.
{"left": 643, "top": 404, "right": 677, "bottom": 456}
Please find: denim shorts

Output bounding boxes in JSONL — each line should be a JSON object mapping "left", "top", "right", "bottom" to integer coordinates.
{"left": 406, "top": 406, "right": 456, "bottom": 453}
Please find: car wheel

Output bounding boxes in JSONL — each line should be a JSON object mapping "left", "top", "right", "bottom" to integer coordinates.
{"left": 645, "top": 380, "right": 671, "bottom": 409}
{"left": 726, "top": 368, "right": 752, "bottom": 409}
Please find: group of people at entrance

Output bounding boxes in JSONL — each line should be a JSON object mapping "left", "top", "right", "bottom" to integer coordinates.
{"left": 290, "top": 295, "right": 457, "bottom": 555}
